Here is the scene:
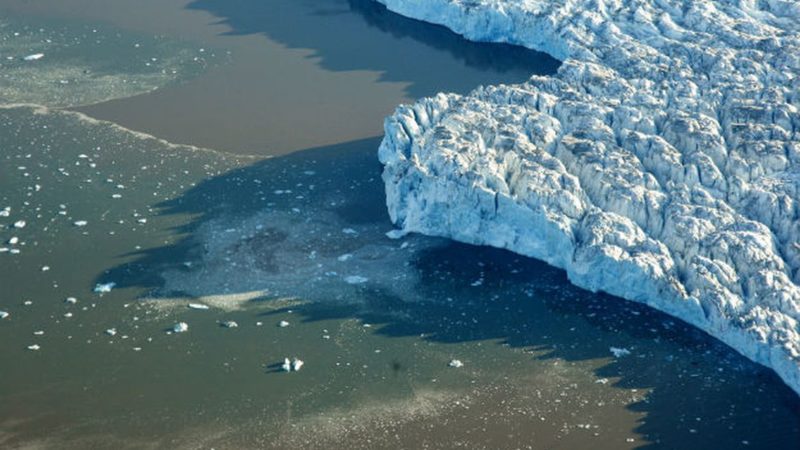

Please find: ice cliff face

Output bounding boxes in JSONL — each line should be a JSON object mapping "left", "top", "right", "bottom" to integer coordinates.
{"left": 375, "top": 0, "right": 800, "bottom": 394}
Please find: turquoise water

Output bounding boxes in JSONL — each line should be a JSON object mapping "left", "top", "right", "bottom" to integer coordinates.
{"left": 0, "top": 1, "right": 798, "bottom": 449}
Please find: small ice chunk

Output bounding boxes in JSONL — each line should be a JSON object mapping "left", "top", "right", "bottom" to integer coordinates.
{"left": 27, "top": 344, "right": 41, "bottom": 351}
{"left": 172, "top": 322, "right": 189, "bottom": 333}
{"left": 278, "top": 320, "right": 290, "bottom": 328}
{"left": 610, "top": 347, "right": 631, "bottom": 358}
{"left": 33, "top": 330, "right": 44, "bottom": 336}
{"left": 65, "top": 297, "right": 77, "bottom": 304}
{"left": 8, "top": 237, "right": 19, "bottom": 245}
{"left": 221, "top": 320, "right": 238, "bottom": 328}
{"left": 292, "top": 358, "right": 304, "bottom": 371}
{"left": 281, "top": 358, "right": 292, "bottom": 372}
{"left": 41, "top": 266, "right": 50, "bottom": 272}
{"left": 13, "top": 220, "right": 26, "bottom": 228}
{"left": 342, "top": 228, "right": 357, "bottom": 235}
{"left": 337, "top": 254, "right": 353, "bottom": 262}
{"left": 386, "top": 229, "right": 408, "bottom": 239}
{"left": 448, "top": 359, "right": 464, "bottom": 368}
{"left": 23, "top": 53, "right": 44, "bottom": 61}
{"left": 105, "top": 328, "right": 117, "bottom": 336}
{"left": 74, "top": 220, "right": 88, "bottom": 227}
{"left": 0, "top": 311, "right": 9, "bottom": 319}
{"left": 188, "top": 303, "right": 209, "bottom": 310}
{"left": 344, "top": 275, "right": 368, "bottom": 284}
{"left": 93, "top": 282, "right": 116, "bottom": 293}
{"left": 137, "top": 218, "right": 147, "bottom": 224}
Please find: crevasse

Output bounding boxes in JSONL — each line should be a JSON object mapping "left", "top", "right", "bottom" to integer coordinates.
{"left": 375, "top": 0, "right": 800, "bottom": 394}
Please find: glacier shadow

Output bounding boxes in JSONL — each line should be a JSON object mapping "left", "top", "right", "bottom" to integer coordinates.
{"left": 185, "top": 0, "right": 561, "bottom": 98}
{"left": 96, "top": 136, "right": 800, "bottom": 449}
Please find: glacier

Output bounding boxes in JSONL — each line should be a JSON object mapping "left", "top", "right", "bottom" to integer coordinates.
{"left": 375, "top": 0, "right": 800, "bottom": 394}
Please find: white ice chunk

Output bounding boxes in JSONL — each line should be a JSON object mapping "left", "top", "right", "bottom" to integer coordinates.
{"left": 23, "top": 53, "right": 44, "bottom": 61}
{"left": 172, "top": 322, "right": 189, "bottom": 333}
{"left": 93, "top": 282, "right": 116, "bottom": 293}
{"left": 291, "top": 358, "right": 304, "bottom": 372}
{"left": 610, "top": 347, "right": 631, "bottom": 358}
{"left": 448, "top": 359, "right": 464, "bottom": 368}
{"left": 344, "top": 275, "right": 368, "bottom": 285}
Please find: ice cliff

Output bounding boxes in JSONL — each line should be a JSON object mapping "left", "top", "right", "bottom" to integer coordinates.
{"left": 375, "top": 0, "right": 800, "bottom": 394}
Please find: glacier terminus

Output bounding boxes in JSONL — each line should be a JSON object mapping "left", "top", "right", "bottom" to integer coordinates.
{"left": 376, "top": 0, "right": 800, "bottom": 394}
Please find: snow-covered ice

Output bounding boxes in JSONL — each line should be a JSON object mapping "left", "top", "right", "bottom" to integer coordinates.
{"left": 376, "top": 0, "right": 800, "bottom": 394}
{"left": 0, "top": 311, "right": 9, "bottom": 320}
{"left": 172, "top": 322, "right": 189, "bottom": 333}
{"left": 448, "top": 359, "right": 464, "bottom": 368}
{"left": 23, "top": 53, "right": 44, "bottom": 61}
{"left": 188, "top": 303, "right": 209, "bottom": 310}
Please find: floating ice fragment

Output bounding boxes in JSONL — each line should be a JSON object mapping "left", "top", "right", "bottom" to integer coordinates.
{"left": 33, "top": 330, "right": 44, "bottom": 336}
{"left": 65, "top": 297, "right": 77, "bottom": 304}
{"left": 278, "top": 320, "right": 290, "bottom": 328}
{"left": 105, "top": 328, "right": 117, "bottom": 336}
{"left": 23, "top": 53, "right": 44, "bottom": 61}
{"left": 0, "top": 207, "right": 9, "bottom": 217}
{"left": 63, "top": 312, "right": 73, "bottom": 318}
{"left": 342, "top": 228, "right": 357, "bottom": 235}
{"left": 8, "top": 237, "right": 19, "bottom": 245}
{"left": 137, "top": 218, "right": 147, "bottom": 224}
{"left": 73, "top": 220, "right": 88, "bottom": 227}
{"left": 281, "top": 358, "right": 292, "bottom": 372}
{"left": 292, "top": 358, "right": 304, "bottom": 371}
{"left": 188, "top": 303, "right": 209, "bottom": 310}
{"left": 385, "top": 229, "right": 407, "bottom": 239}
{"left": 610, "top": 347, "right": 631, "bottom": 358}
{"left": 41, "top": 266, "right": 50, "bottom": 272}
{"left": 337, "top": 254, "right": 353, "bottom": 262}
{"left": 13, "top": 220, "right": 26, "bottom": 228}
{"left": 0, "top": 311, "right": 9, "bottom": 319}
{"left": 448, "top": 359, "right": 464, "bottom": 368}
{"left": 27, "top": 344, "right": 41, "bottom": 351}
{"left": 93, "top": 282, "right": 116, "bottom": 293}
{"left": 172, "top": 322, "right": 189, "bottom": 333}
{"left": 221, "top": 320, "right": 238, "bottom": 328}
{"left": 344, "top": 275, "right": 368, "bottom": 284}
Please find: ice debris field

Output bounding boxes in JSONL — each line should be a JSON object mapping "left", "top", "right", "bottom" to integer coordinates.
{"left": 376, "top": 0, "right": 800, "bottom": 394}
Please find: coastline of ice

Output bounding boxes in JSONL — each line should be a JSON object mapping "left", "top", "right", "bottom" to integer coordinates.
{"left": 375, "top": 0, "right": 800, "bottom": 394}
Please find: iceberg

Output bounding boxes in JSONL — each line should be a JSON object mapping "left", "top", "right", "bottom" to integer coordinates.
{"left": 376, "top": 0, "right": 800, "bottom": 394}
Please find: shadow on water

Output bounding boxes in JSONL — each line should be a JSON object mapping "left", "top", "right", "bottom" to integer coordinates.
{"left": 98, "top": 135, "right": 800, "bottom": 449}
{"left": 185, "top": 0, "right": 561, "bottom": 98}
